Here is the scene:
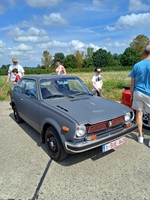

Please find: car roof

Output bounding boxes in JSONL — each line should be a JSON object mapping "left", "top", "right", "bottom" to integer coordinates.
{"left": 22, "top": 74, "right": 78, "bottom": 80}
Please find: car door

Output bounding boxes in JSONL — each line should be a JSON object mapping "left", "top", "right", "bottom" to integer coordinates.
{"left": 18, "top": 78, "right": 40, "bottom": 132}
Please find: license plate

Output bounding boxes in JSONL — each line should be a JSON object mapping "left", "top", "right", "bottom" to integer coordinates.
{"left": 102, "top": 137, "right": 125, "bottom": 152}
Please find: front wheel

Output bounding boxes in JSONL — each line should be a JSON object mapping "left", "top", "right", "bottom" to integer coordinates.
{"left": 45, "top": 127, "right": 67, "bottom": 161}
{"left": 13, "top": 105, "right": 23, "bottom": 123}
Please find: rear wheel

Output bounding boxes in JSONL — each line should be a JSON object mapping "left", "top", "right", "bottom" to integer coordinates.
{"left": 13, "top": 105, "right": 23, "bottom": 123}
{"left": 45, "top": 127, "right": 67, "bottom": 161}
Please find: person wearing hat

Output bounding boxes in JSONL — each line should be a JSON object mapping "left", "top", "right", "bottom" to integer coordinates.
{"left": 91, "top": 68, "right": 103, "bottom": 97}
{"left": 54, "top": 59, "right": 66, "bottom": 75}
{"left": 129, "top": 44, "right": 150, "bottom": 145}
{"left": 6, "top": 57, "right": 25, "bottom": 89}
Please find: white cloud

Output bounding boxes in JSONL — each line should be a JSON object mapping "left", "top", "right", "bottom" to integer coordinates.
{"left": 26, "top": 0, "right": 63, "bottom": 8}
{"left": 14, "top": 36, "right": 50, "bottom": 43}
{"left": 104, "top": 38, "right": 126, "bottom": 47}
{"left": 12, "top": 44, "right": 33, "bottom": 51}
{"left": 105, "top": 13, "right": 150, "bottom": 31}
{"left": 70, "top": 40, "right": 85, "bottom": 50}
{"left": 7, "top": 27, "right": 50, "bottom": 43}
{"left": 43, "top": 13, "right": 67, "bottom": 25}
{"left": 36, "top": 39, "right": 101, "bottom": 55}
{"left": 89, "top": 43, "right": 100, "bottom": 51}
{"left": 129, "top": 0, "right": 150, "bottom": 12}
{"left": 36, "top": 40, "right": 68, "bottom": 49}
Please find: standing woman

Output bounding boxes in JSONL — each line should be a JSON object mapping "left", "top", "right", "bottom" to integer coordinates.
{"left": 55, "top": 59, "right": 66, "bottom": 75}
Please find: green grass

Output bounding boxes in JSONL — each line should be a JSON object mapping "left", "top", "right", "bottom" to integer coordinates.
{"left": 0, "top": 76, "right": 12, "bottom": 101}
{"left": 0, "top": 71, "right": 131, "bottom": 101}
{"left": 69, "top": 71, "right": 131, "bottom": 101}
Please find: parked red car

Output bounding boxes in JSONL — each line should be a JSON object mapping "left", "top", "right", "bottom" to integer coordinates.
{"left": 121, "top": 85, "right": 150, "bottom": 128}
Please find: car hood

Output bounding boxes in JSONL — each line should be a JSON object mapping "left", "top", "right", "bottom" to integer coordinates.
{"left": 44, "top": 96, "right": 132, "bottom": 124}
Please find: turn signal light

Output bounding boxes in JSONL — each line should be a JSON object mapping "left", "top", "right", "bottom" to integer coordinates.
{"left": 86, "top": 134, "right": 97, "bottom": 141}
{"left": 91, "top": 135, "right": 97, "bottom": 140}
{"left": 62, "top": 126, "right": 69, "bottom": 132}
{"left": 125, "top": 123, "right": 131, "bottom": 128}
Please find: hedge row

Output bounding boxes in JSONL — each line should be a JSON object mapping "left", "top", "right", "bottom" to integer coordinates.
{"left": 0, "top": 66, "right": 133, "bottom": 75}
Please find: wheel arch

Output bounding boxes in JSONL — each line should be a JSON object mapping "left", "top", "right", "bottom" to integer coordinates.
{"left": 42, "top": 123, "right": 61, "bottom": 143}
{"left": 42, "top": 123, "right": 52, "bottom": 143}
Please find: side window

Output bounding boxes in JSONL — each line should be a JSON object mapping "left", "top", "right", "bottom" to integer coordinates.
{"left": 24, "top": 80, "right": 37, "bottom": 99}
{"left": 13, "top": 79, "right": 25, "bottom": 93}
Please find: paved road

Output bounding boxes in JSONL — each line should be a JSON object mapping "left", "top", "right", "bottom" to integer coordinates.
{"left": 0, "top": 102, "right": 150, "bottom": 200}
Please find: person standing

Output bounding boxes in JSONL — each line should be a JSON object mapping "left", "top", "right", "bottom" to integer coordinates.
{"left": 129, "top": 45, "right": 150, "bottom": 145}
{"left": 6, "top": 57, "right": 25, "bottom": 89}
{"left": 92, "top": 68, "right": 103, "bottom": 97}
{"left": 54, "top": 59, "right": 66, "bottom": 75}
{"left": 12, "top": 68, "right": 20, "bottom": 85}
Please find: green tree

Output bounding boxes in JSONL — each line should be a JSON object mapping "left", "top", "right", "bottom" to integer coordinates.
{"left": 130, "top": 34, "right": 150, "bottom": 58}
{"left": 120, "top": 47, "right": 140, "bottom": 66}
{"left": 53, "top": 52, "right": 65, "bottom": 64}
{"left": 41, "top": 50, "right": 52, "bottom": 69}
{"left": 74, "top": 50, "right": 84, "bottom": 68}
{"left": 107, "top": 52, "right": 116, "bottom": 66}
{"left": 64, "top": 54, "right": 76, "bottom": 68}
{"left": 36, "top": 64, "right": 42, "bottom": 69}
{"left": 92, "top": 48, "right": 108, "bottom": 68}
{"left": 113, "top": 53, "right": 121, "bottom": 66}
{"left": 86, "top": 47, "right": 94, "bottom": 58}
{"left": 83, "top": 47, "right": 94, "bottom": 67}
{"left": 1, "top": 64, "right": 9, "bottom": 69}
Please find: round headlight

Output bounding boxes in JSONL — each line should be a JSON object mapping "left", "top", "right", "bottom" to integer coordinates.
{"left": 75, "top": 125, "right": 86, "bottom": 138}
{"left": 124, "top": 112, "right": 131, "bottom": 122}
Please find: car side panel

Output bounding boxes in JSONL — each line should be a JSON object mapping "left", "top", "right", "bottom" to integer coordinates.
{"left": 17, "top": 93, "right": 40, "bottom": 132}
{"left": 38, "top": 103, "right": 77, "bottom": 142}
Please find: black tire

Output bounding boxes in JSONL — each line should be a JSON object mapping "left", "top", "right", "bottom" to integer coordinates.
{"left": 45, "top": 127, "right": 67, "bottom": 161}
{"left": 13, "top": 105, "right": 23, "bottom": 123}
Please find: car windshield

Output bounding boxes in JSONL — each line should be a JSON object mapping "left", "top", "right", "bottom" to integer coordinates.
{"left": 40, "top": 77, "right": 91, "bottom": 99}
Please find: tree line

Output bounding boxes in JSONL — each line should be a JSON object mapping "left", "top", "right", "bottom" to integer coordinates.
{"left": 0, "top": 34, "right": 150, "bottom": 74}
{"left": 36, "top": 34, "right": 150, "bottom": 69}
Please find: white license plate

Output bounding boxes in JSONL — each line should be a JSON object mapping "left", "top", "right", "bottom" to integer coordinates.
{"left": 102, "top": 137, "right": 125, "bottom": 152}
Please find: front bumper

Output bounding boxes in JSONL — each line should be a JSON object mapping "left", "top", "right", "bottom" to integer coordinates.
{"left": 65, "top": 122, "right": 137, "bottom": 153}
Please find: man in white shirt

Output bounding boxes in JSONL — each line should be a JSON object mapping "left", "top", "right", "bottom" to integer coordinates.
{"left": 6, "top": 57, "right": 25, "bottom": 89}
{"left": 92, "top": 68, "right": 103, "bottom": 97}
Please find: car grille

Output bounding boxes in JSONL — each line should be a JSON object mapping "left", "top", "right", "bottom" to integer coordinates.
{"left": 88, "top": 116, "right": 124, "bottom": 134}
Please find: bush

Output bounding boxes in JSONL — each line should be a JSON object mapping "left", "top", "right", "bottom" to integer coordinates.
{"left": 0, "top": 66, "right": 133, "bottom": 75}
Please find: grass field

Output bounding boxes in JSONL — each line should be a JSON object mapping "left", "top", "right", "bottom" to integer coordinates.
{"left": 0, "top": 71, "right": 131, "bottom": 101}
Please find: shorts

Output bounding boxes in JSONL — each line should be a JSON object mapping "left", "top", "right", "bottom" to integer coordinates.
{"left": 92, "top": 88, "right": 102, "bottom": 97}
{"left": 132, "top": 91, "right": 150, "bottom": 112}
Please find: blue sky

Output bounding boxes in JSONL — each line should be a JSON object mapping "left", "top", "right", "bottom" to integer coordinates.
{"left": 0, "top": 0, "right": 150, "bottom": 67}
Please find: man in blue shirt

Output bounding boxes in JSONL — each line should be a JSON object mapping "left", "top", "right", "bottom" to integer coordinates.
{"left": 129, "top": 45, "right": 150, "bottom": 145}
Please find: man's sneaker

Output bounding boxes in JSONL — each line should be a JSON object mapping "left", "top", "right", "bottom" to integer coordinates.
{"left": 148, "top": 140, "right": 150, "bottom": 147}
{"left": 138, "top": 136, "right": 144, "bottom": 144}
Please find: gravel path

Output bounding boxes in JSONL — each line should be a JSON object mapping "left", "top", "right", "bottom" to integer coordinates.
{"left": 0, "top": 102, "right": 150, "bottom": 200}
